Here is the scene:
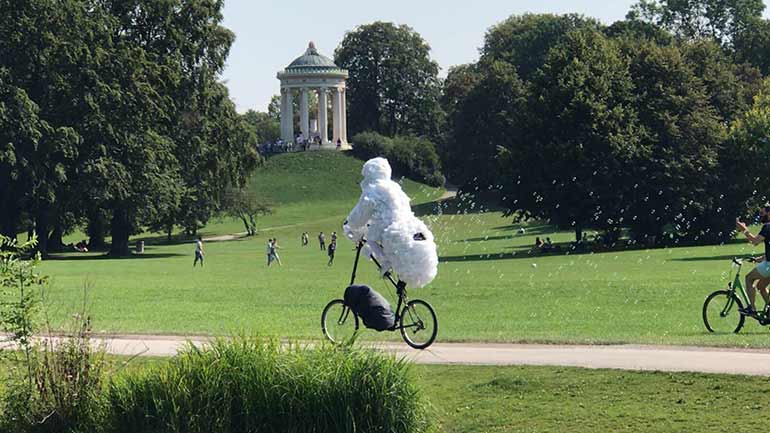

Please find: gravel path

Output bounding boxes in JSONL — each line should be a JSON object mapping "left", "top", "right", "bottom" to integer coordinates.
{"left": 70, "top": 335, "right": 770, "bottom": 376}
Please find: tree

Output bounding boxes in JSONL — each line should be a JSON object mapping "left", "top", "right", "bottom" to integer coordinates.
{"left": 734, "top": 18, "right": 770, "bottom": 75}
{"left": 498, "top": 29, "right": 643, "bottom": 242}
{"left": 444, "top": 61, "right": 528, "bottom": 187}
{"left": 681, "top": 39, "right": 761, "bottom": 123}
{"left": 334, "top": 22, "right": 444, "bottom": 140}
{"left": 725, "top": 78, "right": 770, "bottom": 220}
{"left": 222, "top": 189, "right": 272, "bottom": 236}
{"left": 604, "top": 18, "right": 675, "bottom": 45}
{"left": 481, "top": 13, "right": 602, "bottom": 80}
{"left": 351, "top": 131, "right": 444, "bottom": 186}
{"left": 242, "top": 110, "right": 280, "bottom": 144}
{"left": 625, "top": 42, "right": 728, "bottom": 242}
{"left": 628, "top": 0, "right": 765, "bottom": 46}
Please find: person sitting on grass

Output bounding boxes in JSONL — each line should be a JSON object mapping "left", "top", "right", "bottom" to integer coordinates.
{"left": 534, "top": 237, "right": 544, "bottom": 250}
{"left": 736, "top": 205, "right": 770, "bottom": 316}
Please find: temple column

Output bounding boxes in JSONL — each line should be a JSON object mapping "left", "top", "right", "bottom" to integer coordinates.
{"left": 286, "top": 88, "right": 294, "bottom": 142}
{"left": 300, "top": 88, "right": 309, "bottom": 140}
{"left": 318, "top": 87, "right": 328, "bottom": 144}
{"left": 280, "top": 88, "right": 288, "bottom": 141}
{"left": 331, "top": 87, "right": 340, "bottom": 145}
{"left": 341, "top": 87, "right": 348, "bottom": 144}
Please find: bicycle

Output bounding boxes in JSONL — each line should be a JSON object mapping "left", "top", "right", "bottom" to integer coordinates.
{"left": 702, "top": 256, "right": 770, "bottom": 333}
{"left": 321, "top": 239, "right": 438, "bottom": 349}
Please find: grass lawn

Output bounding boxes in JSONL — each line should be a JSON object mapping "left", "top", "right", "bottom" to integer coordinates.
{"left": 415, "top": 364, "right": 768, "bottom": 432}
{"left": 31, "top": 151, "right": 770, "bottom": 347}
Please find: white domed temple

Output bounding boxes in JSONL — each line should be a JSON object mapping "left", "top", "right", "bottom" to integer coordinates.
{"left": 277, "top": 42, "right": 350, "bottom": 149}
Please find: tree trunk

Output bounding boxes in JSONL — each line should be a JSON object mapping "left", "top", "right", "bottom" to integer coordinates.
{"left": 35, "top": 209, "right": 49, "bottom": 258}
{"left": 238, "top": 216, "right": 250, "bottom": 236}
{"left": 0, "top": 199, "right": 19, "bottom": 240}
{"left": 110, "top": 207, "right": 131, "bottom": 256}
{"left": 249, "top": 215, "right": 257, "bottom": 235}
{"left": 574, "top": 224, "right": 583, "bottom": 244}
{"left": 48, "top": 226, "right": 64, "bottom": 251}
{"left": 87, "top": 212, "right": 106, "bottom": 250}
{"left": 166, "top": 224, "right": 173, "bottom": 242}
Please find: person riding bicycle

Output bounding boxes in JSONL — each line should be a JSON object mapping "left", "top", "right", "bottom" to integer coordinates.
{"left": 735, "top": 204, "right": 770, "bottom": 316}
{"left": 343, "top": 157, "right": 438, "bottom": 288}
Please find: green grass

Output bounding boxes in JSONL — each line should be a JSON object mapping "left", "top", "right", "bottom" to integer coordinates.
{"left": 4, "top": 351, "right": 761, "bottom": 432}
{"left": 416, "top": 364, "right": 765, "bottom": 432}
{"left": 38, "top": 203, "right": 770, "bottom": 347}
{"left": 35, "top": 151, "right": 770, "bottom": 347}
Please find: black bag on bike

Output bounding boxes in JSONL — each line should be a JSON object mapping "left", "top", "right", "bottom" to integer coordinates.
{"left": 344, "top": 285, "right": 396, "bottom": 331}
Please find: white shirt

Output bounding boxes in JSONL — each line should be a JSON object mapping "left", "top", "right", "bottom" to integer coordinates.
{"left": 195, "top": 240, "right": 203, "bottom": 253}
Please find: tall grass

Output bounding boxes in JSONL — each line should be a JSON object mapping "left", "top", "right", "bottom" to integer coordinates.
{"left": 106, "top": 337, "right": 431, "bottom": 433}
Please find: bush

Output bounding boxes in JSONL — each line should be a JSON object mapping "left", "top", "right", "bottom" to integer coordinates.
{"left": 106, "top": 338, "right": 431, "bottom": 433}
{"left": 352, "top": 131, "right": 445, "bottom": 186}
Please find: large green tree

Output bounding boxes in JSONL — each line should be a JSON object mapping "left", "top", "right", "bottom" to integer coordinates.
{"left": 334, "top": 22, "right": 444, "bottom": 140}
{"left": 0, "top": 0, "right": 258, "bottom": 255}
{"left": 625, "top": 42, "right": 729, "bottom": 242}
{"left": 481, "top": 13, "right": 602, "bottom": 80}
{"left": 498, "top": 29, "right": 643, "bottom": 242}
{"left": 242, "top": 110, "right": 280, "bottom": 145}
{"left": 628, "top": 0, "right": 766, "bottom": 45}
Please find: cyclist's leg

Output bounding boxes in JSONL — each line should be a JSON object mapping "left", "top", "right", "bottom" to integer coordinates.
{"left": 746, "top": 268, "right": 763, "bottom": 310}
{"left": 758, "top": 278, "right": 770, "bottom": 307}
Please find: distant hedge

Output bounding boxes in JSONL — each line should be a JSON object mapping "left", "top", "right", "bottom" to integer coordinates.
{"left": 352, "top": 131, "right": 445, "bottom": 187}
{"left": 105, "top": 338, "right": 431, "bottom": 433}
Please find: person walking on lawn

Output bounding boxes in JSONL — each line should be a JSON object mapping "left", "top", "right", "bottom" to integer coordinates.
{"left": 271, "top": 238, "right": 283, "bottom": 266}
{"left": 319, "top": 232, "right": 326, "bottom": 251}
{"left": 193, "top": 236, "right": 204, "bottom": 268}
{"left": 327, "top": 240, "right": 336, "bottom": 266}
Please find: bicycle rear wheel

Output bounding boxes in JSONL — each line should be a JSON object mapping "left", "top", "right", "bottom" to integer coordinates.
{"left": 321, "top": 299, "right": 359, "bottom": 344}
{"left": 703, "top": 290, "right": 745, "bottom": 333}
{"left": 399, "top": 300, "right": 438, "bottom": 349}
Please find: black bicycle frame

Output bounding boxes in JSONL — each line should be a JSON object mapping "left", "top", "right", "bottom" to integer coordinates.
{"left": 349, "top": 240, "right": 410, "bottom": 327}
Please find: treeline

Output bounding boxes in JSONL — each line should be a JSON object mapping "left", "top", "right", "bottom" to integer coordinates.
{"left": 0, "top": 0, "right": 259, "bottom": 256}
{"left": 441, "top": 1, "right": 770, "bottom": 244}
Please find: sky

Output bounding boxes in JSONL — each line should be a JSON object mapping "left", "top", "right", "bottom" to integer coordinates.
{"left": 221, "top": 0, "right": 770, "bottom": 113}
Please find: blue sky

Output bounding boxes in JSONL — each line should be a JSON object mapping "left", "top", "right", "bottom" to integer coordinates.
{"left": 221, "top": 0, "right": 770, "bottom": 112}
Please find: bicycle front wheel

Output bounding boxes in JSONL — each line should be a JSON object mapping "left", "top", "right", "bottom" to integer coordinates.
{"left": 703, "top": 290, "right": 745, "bottom": 334}
{"left": 400, "top": 300, "right": 438, "bottom": 349}
{"left": 321, "top": 299, "right": 359, "bottom": 344}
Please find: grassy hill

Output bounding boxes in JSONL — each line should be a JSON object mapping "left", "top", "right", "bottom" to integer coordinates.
{"left": 199, "top": 151, "right": 443, "bottom": 237}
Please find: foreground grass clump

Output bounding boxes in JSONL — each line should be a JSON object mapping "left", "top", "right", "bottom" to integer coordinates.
{"left": 106, "top": 338, "right": 430, "bottom": 433}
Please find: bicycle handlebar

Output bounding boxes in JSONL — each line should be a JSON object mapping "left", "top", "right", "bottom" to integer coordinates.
{"left": 733, "top": 257, "right": 758, "bottom": 266}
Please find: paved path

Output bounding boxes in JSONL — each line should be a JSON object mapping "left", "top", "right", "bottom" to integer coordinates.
{"left": 78, "top": 335, "right": 770, "bottom": 376}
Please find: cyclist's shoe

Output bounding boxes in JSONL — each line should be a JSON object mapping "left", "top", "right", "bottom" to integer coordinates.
{"left": 739, "top": 307, "right": 759, "bottom": 318}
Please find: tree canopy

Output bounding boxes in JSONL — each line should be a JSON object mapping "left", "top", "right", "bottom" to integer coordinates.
{"left": 334, "top": 22, "right": 444, "bottom": 140}
{"left": 0, "top": 0, "right": 259, "bottom": 255}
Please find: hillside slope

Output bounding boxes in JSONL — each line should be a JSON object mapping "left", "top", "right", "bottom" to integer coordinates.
{"left": 202, "top": 151, "right": 444, "bottom": 236}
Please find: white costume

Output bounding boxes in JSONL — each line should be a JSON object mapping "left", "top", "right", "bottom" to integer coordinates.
{"left": 343, "top": 158, "right": 438, "bottom": 288}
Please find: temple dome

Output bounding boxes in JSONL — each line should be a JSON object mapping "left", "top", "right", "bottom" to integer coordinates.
{"left": 287, "top": 42, "right": 338, "bottom": 69}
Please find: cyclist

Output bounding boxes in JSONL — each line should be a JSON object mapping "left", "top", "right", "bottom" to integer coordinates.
{"left": 735, "top": 204, "right": 770, "bottom": 316}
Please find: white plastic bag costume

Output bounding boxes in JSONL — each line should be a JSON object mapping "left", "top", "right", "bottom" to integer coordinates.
{"left": 343, "top": 158, "right": 438, "bottom": 288}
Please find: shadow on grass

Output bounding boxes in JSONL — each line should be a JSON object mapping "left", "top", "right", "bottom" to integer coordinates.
{"left": 670, "top": 254, "right": 751, "bottom": 262}
{"left": 46, "top": 252, "right": 186, "bottom": 261}
{"left": 459, "top": 225, "right": 555, "bottom": 243}
{"left": 412, "top": 193, "right": 507, "bottom": 217}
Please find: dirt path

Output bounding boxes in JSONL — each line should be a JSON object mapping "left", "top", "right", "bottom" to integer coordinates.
{"left": 68, "top": 335, "right": 770, "bottom": 376}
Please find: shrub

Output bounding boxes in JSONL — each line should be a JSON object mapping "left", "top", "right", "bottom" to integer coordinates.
{"left": 352, "top": 131, "right": 445, "bottom": 186}
{"left": 106, "top": 338, "right": 431, "bottom": 433}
